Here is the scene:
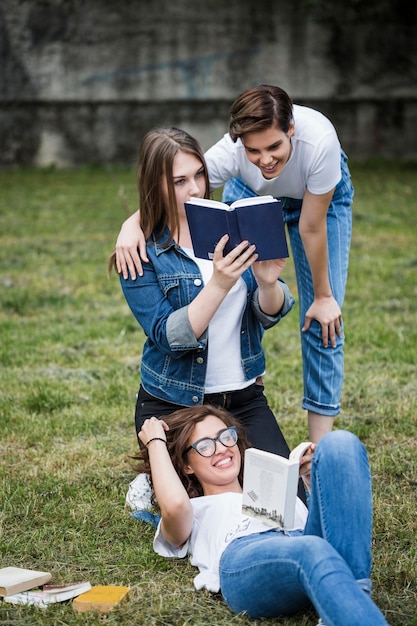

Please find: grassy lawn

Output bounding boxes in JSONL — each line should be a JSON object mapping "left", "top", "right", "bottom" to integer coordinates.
{"left": 0, "top": 161, "right": 416, "bottom": 625}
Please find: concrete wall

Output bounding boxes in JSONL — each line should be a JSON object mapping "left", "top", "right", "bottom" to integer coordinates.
{"left": 1, "top": 0, "right": 416, "bottom": 166}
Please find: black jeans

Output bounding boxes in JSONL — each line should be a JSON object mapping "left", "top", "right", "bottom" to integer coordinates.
{"left": 135, "top": 383, "right": 306, "bottom": 504}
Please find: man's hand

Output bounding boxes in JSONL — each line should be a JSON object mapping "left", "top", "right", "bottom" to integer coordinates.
{"left": 115, "top": 211, "right": 148, "bottom": 279}
{"left": 302, "top": 295, "right": 343, "bottom": 347}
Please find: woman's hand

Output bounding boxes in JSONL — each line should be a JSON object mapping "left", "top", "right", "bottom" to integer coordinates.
{"left": 251, "top": 257, "right": 286, "bottom": 286}
{"left": 251, "top": 258, "right": 287, "bottom": 316}
{"left": 138, "top": 416, "right": 169, "bottom": 448}
{"left": 115, "top": 211, "right": 149, "bottom": 279}
{"left": 302, "top": 295, "right": 343, "bottom": 347}
{"left": 187, "top": 236, "right": 257, "bottom": 339}
{"left": 211, "top": 235, "right": 258, "bottom": 291}
{"left": 298, "top": 443, "right": 317, "bottom": 490}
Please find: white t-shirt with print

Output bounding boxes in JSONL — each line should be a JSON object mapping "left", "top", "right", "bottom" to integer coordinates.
{"left": 153, "top": 491, "right": 308, "bottom": 593}
{"left": 204, "top": 104, "right": 342, "bottom": 198}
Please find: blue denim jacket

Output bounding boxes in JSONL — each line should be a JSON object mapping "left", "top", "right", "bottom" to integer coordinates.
{"left": 120, "top": 226, "right": 295, "bottom": 406}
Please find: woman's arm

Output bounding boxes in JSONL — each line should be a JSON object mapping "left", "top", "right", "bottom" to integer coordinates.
{"left": 186, "top": 236, "right": 258, "bottom": 339}
{"left": 121, "top": 257, "right": 203, "bottom": 356}
{"left": 115, "top": 211, "right": 148, "bottom": 279}
{"left": 121, "top": 236, "right": 258, "bottom": 353}
{"left": 139, "top": 418, "right": 193, "bottom": 547}
{"left": 251, "top": 258, "right": 287, "bottom": 316}
{"left": 299, "top": 188, "right": 343, "bottom": 348}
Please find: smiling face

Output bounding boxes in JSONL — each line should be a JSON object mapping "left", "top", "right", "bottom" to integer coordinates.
{"left": 242, "top": 123, "right": 295, "bottom": 179}
{"left": 184, "top": 414, "right": 242, "bottom": 496}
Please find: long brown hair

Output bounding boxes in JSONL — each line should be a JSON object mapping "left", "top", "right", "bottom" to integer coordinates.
{"left": 136, "top": 405, "right": 250, "bottom": 499}
{"left": 138, "top": 127, "right": 210, "bottom": 246}
{"left": 228, "top": 84, "right": 294, "bottom": 141}
{"left": 108, "top": 127, "right": 210, "bottom": 274}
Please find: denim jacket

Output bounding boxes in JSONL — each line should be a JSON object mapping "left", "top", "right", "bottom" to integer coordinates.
{"left": 120, "top": 226, "right": 295, "bottom": 406}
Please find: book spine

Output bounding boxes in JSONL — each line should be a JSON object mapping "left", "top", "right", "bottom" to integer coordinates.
{"left": 225, "top": 210, "right": 242, "bottom": 251}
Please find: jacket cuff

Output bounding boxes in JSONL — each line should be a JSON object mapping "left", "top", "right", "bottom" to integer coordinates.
{"left": 166, "top": 307, "right": 208, "bottom": 349}
{"left": 252, "top": 279, "right": 295, "bottom": 328}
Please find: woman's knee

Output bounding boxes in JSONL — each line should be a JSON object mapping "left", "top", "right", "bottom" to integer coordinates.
{"left": 319, "top": 430, "right": 363, "bottom": 456}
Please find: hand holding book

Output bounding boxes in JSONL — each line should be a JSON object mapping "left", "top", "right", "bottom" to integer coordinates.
{"left": 242, "top": 441, "right": 314, "bottom": 529}
{"left": 290, "top": 441, "right": 316, "bottom": 491}
{"left": 184, "top": 195, "right": 289, "bottom": 261}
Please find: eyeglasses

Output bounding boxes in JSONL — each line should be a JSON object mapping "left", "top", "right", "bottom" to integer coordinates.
{"left": 185, "top": 426, "right": 238, "bottom": 457}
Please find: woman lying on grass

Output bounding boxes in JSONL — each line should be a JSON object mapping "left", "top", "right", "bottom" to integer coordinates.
{"left": 136, "top": 404, "right": 389, "bottom": 626}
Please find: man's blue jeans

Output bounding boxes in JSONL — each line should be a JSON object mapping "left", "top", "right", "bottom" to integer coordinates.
{"left": 219, "top": 431, "right": 389, "bottom": 625}
{"left": 222, "top": 152, "right": 354, "bottom": 416}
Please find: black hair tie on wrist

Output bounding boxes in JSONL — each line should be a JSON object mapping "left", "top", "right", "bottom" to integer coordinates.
{"left": 145, "top": 437, "right": 167, "bottom": 447}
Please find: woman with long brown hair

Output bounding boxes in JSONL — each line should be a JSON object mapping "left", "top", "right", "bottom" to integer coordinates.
{"left": 137, "top": 404, "right": 389, "bottom": 626}
{"left": 110, "top": 127, "right": 302, "bottom": 511}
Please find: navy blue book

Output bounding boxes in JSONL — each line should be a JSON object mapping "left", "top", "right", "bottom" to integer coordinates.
{"left": 184, "top": 195, "right": 289, "bottom": 261}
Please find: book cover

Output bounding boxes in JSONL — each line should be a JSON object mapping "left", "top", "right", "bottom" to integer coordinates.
{"left": 184, "top": 195, "right": 289, "bottom": 261}
{"left": 72, "top": 585, "right": 130, "bottom": 612}
{"left": 3, "top": 581, "right": 92, "bottom": 607}
{"left": 242, "top": 447, "right": 300, "bottom": 529}
{"left": 0, "top": 567, "right": 52, "bottom": 597}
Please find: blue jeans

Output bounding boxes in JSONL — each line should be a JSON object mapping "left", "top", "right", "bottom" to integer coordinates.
{"left": 222, "top": 153, "right": 354, "bottom": 416}
{"left": 219, "top": 431, "right": 389, "bottom": 625}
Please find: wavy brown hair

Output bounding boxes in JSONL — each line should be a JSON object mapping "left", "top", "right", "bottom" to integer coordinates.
{"left": 228, "top": 84, "right": 294, "bottom": 142}
{"left": 136, "top": 405, "right": 250, "bottom": 500}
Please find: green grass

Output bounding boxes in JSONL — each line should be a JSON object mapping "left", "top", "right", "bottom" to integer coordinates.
{"left": 1, "top": 161, "right": 416, "bottom": 625}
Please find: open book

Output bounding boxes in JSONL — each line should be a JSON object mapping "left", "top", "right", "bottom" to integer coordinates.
{"left": 242, "top": 442, "right": 312, "bottom": 529}
{"left": 184, "top": 195, "right": 289, "bottom": 261}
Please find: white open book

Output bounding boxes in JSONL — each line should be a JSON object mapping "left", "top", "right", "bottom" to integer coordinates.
{"left": 242, "top": 442, "right": 312, "bottom": 529}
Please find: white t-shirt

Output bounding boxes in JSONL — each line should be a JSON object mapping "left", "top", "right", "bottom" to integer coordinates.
{"left": 205, "top": 104, "right": 342, "bottom": 198}
{"left": 183, "top": 247, "right": 254, "bottom": 393}
{"left": 153, "top": 491, "right": 308, "bottom": 593}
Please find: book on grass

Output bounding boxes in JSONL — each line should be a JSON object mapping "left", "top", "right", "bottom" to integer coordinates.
{"left": 72, "top": 585, "right": 130, "bottom": 613}
{"left": 184, "top": 195, "right": 289, "bottom": 261}
{"left": 0, "top": 567, "right": 52, "bottom": 597}
{"left": 242, "top": 442, "right": 312, "bottom": 529}
{"left": 3, "top": 581, "right": 92, "bottom": 607}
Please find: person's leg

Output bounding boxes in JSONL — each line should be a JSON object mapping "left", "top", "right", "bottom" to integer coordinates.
{"left": 219, "top": 531, "right": 389, "bottom": 625}
{"left": 228, "top": 383, "right": 290, "bottom": 456}
{"left": 223, "top": 159, "right": 353, "bottom": 443}
{"left": 308, "top": 412, "right": 335, "bottom": 442}
{"left": 304, "top": 430, "right": 373, "bottom": 587}
{"left": 135, "top": 385, "right": 183, "bottom": 439}
{"left": 286, "top": 155, "right": 353, "bottom": 441}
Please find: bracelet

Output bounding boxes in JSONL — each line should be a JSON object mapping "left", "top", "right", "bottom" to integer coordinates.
{"left": 145, "top": 437, "right": 167, "bottom": 448}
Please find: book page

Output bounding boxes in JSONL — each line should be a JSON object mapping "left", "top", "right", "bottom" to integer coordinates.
{"left": 230, "top": 195, "right": 276, "bottom": 209}
{"left": 186, "top": 197, "right": 230, "bottom": 210}
{"left": 242, "top": 448, "right": 299, "bottom": 528}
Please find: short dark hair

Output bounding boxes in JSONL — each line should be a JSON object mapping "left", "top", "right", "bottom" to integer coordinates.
{"left": 229, "top": 84, "right": 294, "bottom": 141}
